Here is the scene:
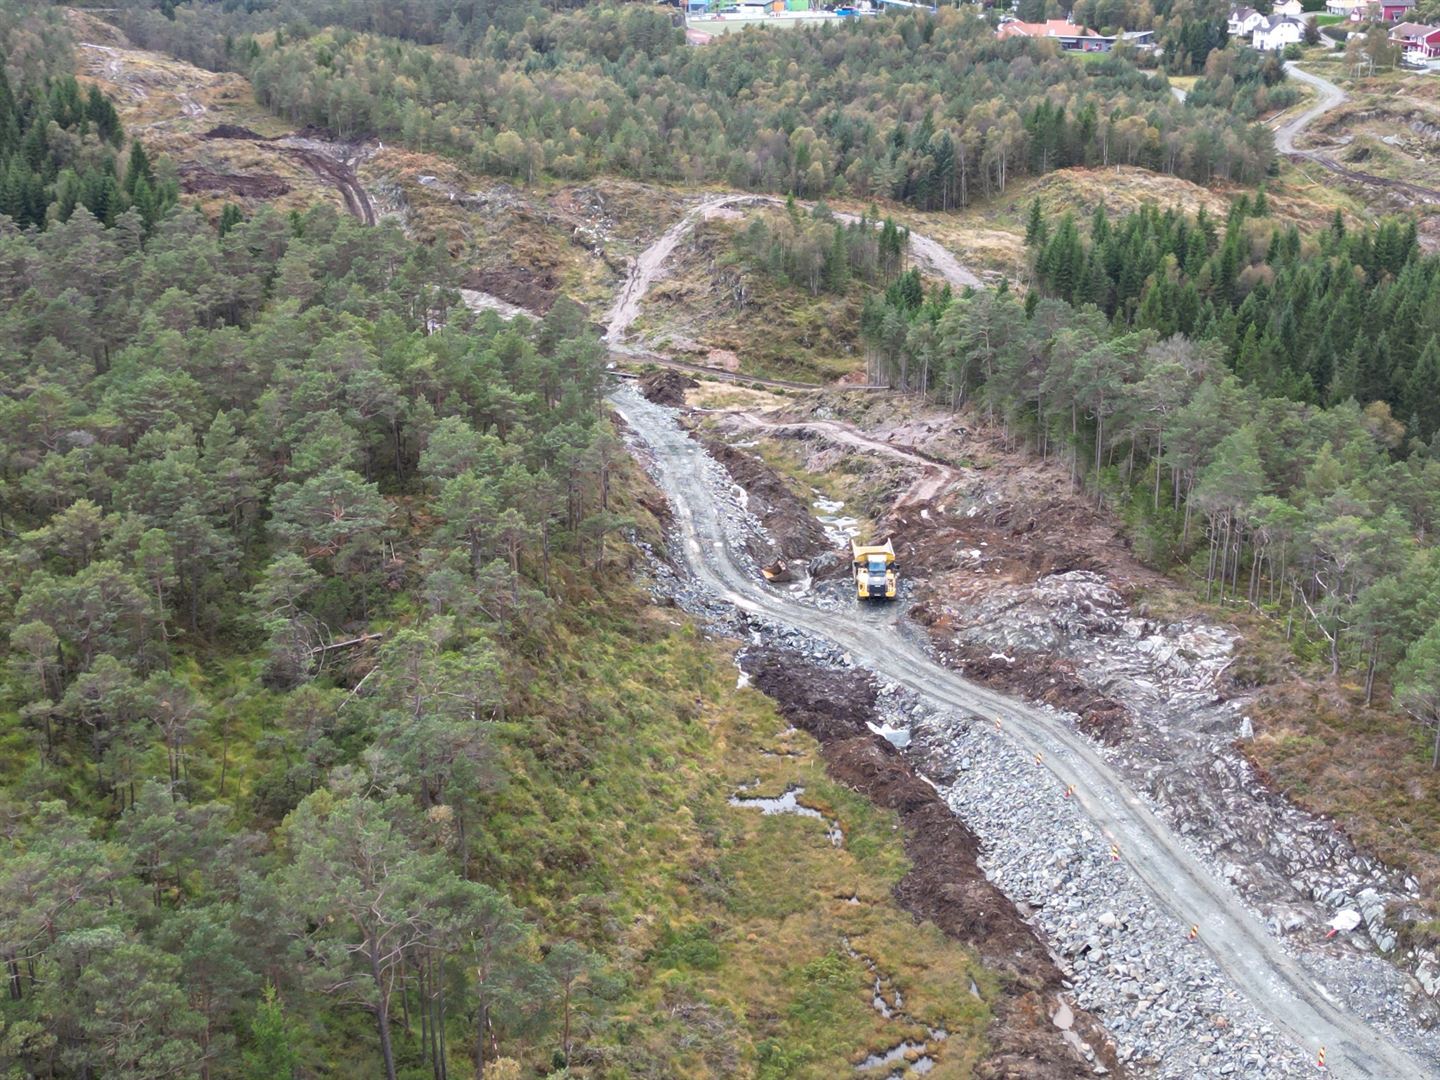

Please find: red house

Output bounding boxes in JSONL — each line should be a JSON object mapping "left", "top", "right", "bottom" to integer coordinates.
{"left": 1351, "top": 0, "right": 1416, "bottom": 20}
{"left": 1389, "top": 20, "right": 1440, "bottom": 56}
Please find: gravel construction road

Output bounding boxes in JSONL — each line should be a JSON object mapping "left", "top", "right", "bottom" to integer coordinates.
{"left": 611, "top": 383, "right": 1433, "bottom": 1080}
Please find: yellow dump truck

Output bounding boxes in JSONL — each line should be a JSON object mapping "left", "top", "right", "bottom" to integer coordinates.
{"left": 852, "top": 539, "right": 898, "bottom": 601}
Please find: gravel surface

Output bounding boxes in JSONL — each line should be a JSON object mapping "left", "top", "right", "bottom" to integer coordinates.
{"left": 614, "top": 383, "right": 1440, "bottom": 1080}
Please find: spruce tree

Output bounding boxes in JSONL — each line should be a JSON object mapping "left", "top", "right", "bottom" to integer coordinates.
{"left": 1024, "top": 197, "right": 1045, "bottom": 247}
{"left": 125, "top": 139, "right": 154, "bottom": 198}
{"left": 1407, "top": 337, "right": 1440, "bottom": 441}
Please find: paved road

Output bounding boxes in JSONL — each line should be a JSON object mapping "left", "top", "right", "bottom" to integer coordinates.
{"left": 612, "top": 385, "right": 1433, "bottom": 1080}
{"left": 1276, "top": 62, "right": 1347, "bottom": 155}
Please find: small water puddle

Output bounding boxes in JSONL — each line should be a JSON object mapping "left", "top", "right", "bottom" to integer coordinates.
{"left": 867, "top": 719, "right": 912, "bottom": 749}
{"left": 729, "top": 785, "right": 843, "bottom": 846}
{"left": 844, "top": 936, "right": 950, "bottom": 1076}
{"left": 858, "top": 1040, "right": 931, "bottom": 1074}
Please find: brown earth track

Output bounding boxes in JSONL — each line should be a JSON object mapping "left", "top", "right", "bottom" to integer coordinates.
{"left": 1290, "top": 149, "right": 1440, "bottom": 205}
{"left": 1278, "top": 62, "right": 1440, "bottom": 206}
{"left": 740, "top": 646, "right": 1121, "bottom": 1079}
{"left": 197, "top": 124, "right": 376, "bottom": 224}
{"left": 277, "top": 146, "right": 376, "bottom": 225}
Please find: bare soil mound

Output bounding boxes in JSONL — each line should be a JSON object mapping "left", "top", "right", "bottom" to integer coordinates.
{"left": 699, "top": 437, "right": 832, "bottom": 563}
{"left": 179, "top": 164, "right": 290, "bottom": 198}
{"left": 201, "top": 124, "right": 266, "bottom": 141}
{"left": 637, "top": 369, "right": 697, "bottom": 407}
{"left": 464, "top": 267, "right": 558, "bottom": 315}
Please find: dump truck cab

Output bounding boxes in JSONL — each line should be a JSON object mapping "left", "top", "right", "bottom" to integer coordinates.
{"left": 852, "top": 539, "right": 898, "bottom": 600}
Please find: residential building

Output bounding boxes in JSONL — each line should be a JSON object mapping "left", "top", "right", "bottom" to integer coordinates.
{"left": 1346, "top": 0, "right": 1416, "bottom": 20}
{"left": 1228, "top": 5, "right": 1266, "bottom": 35}
{"left": 1389, "top": 19, "right": 1440, "bottom": 55}
{"left": 1252, "top": 13, "right": 1305, "bottom": 48}
{"left": 1273, "top": 0, "right": 1304, "bottom": 14}
{"left": 996, "top": 17, "right": 1109, "bottom": 49}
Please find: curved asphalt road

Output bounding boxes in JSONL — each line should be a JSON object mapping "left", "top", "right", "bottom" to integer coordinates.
{"left": 611, "top": 385, "right": 1433, "bottom": 1080}
{"left": 1277, "top": 62, "right": 1348, "bottom": 155}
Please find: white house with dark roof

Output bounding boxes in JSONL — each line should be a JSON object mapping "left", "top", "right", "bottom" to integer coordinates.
{"left": 1228, "top": 5, "right": 1266, "bottom": 35}
{"left": 1252, "top": 13, "right": 1305, "bottom": 48}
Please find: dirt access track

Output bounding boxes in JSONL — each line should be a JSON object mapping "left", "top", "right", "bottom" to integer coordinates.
{"left": 72, "top": 21, "right": 380, "bottom": 225}
{"left": 1279, "top": 62, "right": 1440, "bottom": 205}
{"left": 602, "top": 192, "right": 980, "bottom": 388}
{"left": 198, "top": 125, "right": 378, "bottom": 226}
{"left": 611, "top": 385, "right": 1432, "bottom": 1080}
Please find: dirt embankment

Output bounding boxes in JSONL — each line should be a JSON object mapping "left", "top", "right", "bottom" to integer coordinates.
{"left": 700, "top": 436, "right": 832, "bottom": 566}
{"left": 463, "top": 266, "right": 559, "bottom": 316}
{"left": 178, "top": 163, "right": 291, "bottom": 198}
{"left": 740, "top": 647, "right": 1120, "bottom": 1079}
{"left": 891, "top": 483, "right": 1137, "bottom": 744}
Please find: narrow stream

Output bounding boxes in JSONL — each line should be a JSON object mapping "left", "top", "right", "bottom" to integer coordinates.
{"left": 843, "top": 935, "right": 951, "bottom": 1077}
{"left": 814, "top": 493, "right": 861, "bottom": 547}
